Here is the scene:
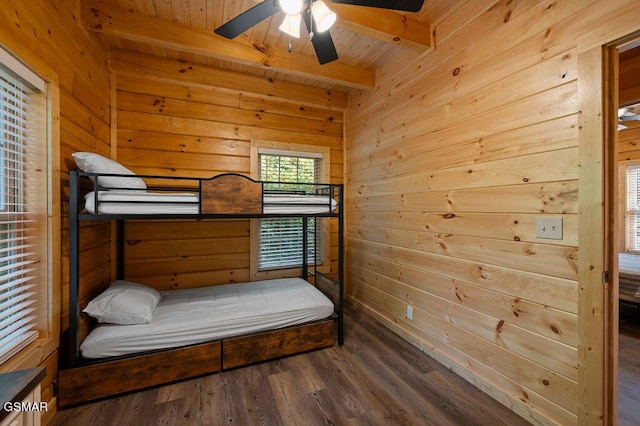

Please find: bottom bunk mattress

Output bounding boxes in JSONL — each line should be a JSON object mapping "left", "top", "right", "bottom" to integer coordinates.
{"left": 619, "top": 253, "right": 640, "bottom": 301}
{"left": 80, "top": 277, "right": 335, "bottom": 359}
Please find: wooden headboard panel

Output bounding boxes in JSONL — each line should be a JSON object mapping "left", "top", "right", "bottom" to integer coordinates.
{"left": 200, "top": 174, "right": 262, "bottom": 214}
{"left": 314, "top": 272, "right": 339, "bottom": 307}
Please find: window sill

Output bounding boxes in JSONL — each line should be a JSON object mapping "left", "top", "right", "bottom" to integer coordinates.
{"left": 0, "top": 337, "right": 58, "bottom": 374}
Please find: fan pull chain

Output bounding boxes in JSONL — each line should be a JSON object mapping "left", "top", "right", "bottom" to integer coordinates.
{"left": 287, "top": 16, "right": 293, "bottom": 52}
{"left": 309, "top": 1, "right": 314, "bottom": 40}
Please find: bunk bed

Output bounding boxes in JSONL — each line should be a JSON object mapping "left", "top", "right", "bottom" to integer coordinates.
{"left": 58, "top": 156, "right": 343, "bottom": 407}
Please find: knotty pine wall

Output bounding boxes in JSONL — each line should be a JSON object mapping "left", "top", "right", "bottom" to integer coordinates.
{"left": 618, "top": 121, "right": 640, "bottom": 254}
{"left": 618, "top": 47, "right": 640, "bottom": 164}
{"left": 0, "top": 0, "right": 111, "bottom": 422}
{"left": 619, "top": 124, "right": 640, "bottom": 163}
{"left": 617, "top": 47, "right": 640, "bottom": 253}
{"left": 111, "top": 49, "right": 345, "bottom": 289}
{"left": 346, "top": 1, "right": 639, "bottom": 424}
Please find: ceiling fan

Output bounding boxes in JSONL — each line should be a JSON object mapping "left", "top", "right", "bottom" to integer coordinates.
{"left": 619, "top": 105, "right": 640, "bottom": 130}
{"left": 214, "top": 0, "right": 425, "bottom": 65}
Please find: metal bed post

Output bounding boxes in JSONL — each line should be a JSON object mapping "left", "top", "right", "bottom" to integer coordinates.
{"left": 117, "top": 220, "right": 125, "bottom": 280}
{"left": 302, "top": 216, "right": 308, "bottom": 280}
{"left": 68, "top": 171, "right": 80, "bottom": 367}
{"left": 313, "top": 216, "right": 318, "bottom": 280}
{"left": 338, "top": 184, "right": 344, "bottom": 345}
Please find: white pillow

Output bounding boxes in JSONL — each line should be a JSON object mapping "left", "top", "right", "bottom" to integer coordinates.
{"left": 83, "top": 280, "right": 162, "bottom": 325}
{"left": 72, "top": 152, "right": 146, "bottom": 191}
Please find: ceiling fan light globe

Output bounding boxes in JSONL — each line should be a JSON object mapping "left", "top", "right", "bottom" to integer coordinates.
{"left": 279, "top": 0, "right": 304, "bottom": 15}
{"left": 619, "top": 107, "right": 632, "bottom": 117}
{"left": 311, "top": 0, "right": 337, "bottom": 32}
{"left": 279, "top": 13, "right": 302, "bottom": 38}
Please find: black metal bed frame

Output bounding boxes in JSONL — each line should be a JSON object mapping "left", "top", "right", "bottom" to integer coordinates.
{"left": 66, "top": 170, "right": 344, "bottom": 369}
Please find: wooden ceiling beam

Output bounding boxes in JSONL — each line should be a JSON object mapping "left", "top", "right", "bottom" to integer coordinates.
{"left": 81, "top": 0, "right": 375, "bottom": 90}
{"left": 330, "top": 3, "right": 432, "bottom": 52}
{"left": 110, "top": 48, "right": 350, "bottom": 111}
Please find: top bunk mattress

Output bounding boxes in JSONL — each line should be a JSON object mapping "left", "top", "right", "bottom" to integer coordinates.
{"left": 80, "top": 277, "right": 334, "bottom": 359}
{"left": 83, "top": 191, "right": 337, "bottom": 215}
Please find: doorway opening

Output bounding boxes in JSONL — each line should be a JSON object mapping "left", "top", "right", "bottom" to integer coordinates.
{"left": 615, "top": 42, "right": 640, "bottom": 424}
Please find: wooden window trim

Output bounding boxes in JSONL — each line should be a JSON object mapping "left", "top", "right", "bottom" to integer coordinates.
{"left": 0, "top": 45, "right": 60, "bottom": 373}
{"left": 249, "top": 140, "right": 331, "bottom": 281}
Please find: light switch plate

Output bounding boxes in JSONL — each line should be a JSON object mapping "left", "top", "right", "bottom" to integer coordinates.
{"left": 406, "top": 305, "right": 413, "bottom": 321}
{"left": 536, "top": 217, "right": 563, "bottom": 240}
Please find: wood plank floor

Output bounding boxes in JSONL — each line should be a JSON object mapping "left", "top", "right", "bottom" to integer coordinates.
{"left": 51, "top": 302, "right": 530, "bottom": 426}
{"left": 619, "top": 302, "right": 640, "bottom": 426}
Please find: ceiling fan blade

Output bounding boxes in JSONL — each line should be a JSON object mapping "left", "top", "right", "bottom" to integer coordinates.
{"left": 214, "top": 0, "right": 282, "bottom": 39}
{"left": 620, "top": 114, "right": 640, "bottom": 122}
{"left": 302, "top": 10, "right": 339, "bottom": 65}
{"left": 329, "top": 0, "right": 424, "bottom": 12}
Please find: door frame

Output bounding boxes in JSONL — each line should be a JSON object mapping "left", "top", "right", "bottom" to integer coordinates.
{"left": 578, "top": 30, "right": 640, "bottom": 425}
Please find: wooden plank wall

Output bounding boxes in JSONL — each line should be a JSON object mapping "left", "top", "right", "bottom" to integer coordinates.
{"left": 618, "top": 49, "right": 640, "bottom": 162}
{"left": 345, "top": 1, "right": 640, "bottom": 424}
{"left": 111, "top": 50, "right": 345, "bottom": 289}
{"left": 619, "top": 123, "right": 640, "bottom": 162}
{"left": 617, "top": 49, "right": 640, "bottom": 253}
{"left": 0, "top": 0, "right": 111, "bottom": 422}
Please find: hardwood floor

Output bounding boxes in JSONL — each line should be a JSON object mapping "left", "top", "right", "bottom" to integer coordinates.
{"left": 619, "top": 302, "right": 640, "bottom": 426}
{"left": 52, "top": 302, "right": 529, "bottom": 426}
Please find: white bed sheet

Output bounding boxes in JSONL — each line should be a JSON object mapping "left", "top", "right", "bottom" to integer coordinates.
{"left": 84, "top": 191, "right": 337, "bottom": 214}
{"left": 619, "top": 253, "right": 640, "bottom": 278}
{"left": 619, "top": 253, "right": 640, "bottom": 299}
{"left": 80, "top": 277, "right": 334, "bottom": 359}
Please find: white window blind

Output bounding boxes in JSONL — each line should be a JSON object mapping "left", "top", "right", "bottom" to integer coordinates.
{"left": 258, "top": 151, "right": 323, "bottom": 270}
{"left": 0, "top": 58, "right": 44, "bottom": 364}
{"left": 626, "top": 164, "right": 640, "bottom": 251}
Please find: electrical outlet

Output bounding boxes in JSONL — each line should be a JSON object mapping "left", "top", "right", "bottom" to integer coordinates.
{"left": 535, "top": 217, "right": 563, "bottom": 240}
{"left": 406, "top": 305, "right": 413, "bottom": 321}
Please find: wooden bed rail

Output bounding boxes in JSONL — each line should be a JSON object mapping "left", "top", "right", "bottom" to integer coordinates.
{"left": 57, "top": 319, "right": 334, "bottom": 407}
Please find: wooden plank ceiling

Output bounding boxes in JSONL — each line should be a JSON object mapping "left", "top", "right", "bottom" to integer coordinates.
{"left": 82, "top": 0, "right": 451, "bottom": 91}
{"left": 619, "top": 45, "right": 640, "bottom": 132}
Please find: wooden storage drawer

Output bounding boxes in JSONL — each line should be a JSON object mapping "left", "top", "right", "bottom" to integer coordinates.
{"left": 58, "top": 340, "right": 222, "bottom": 407}
{"left": 222, "top": 319, "right": 334, "bottom": 369}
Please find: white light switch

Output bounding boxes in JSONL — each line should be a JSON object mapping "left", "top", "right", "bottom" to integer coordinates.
{"left": 536, "top": 217, "right": 563, "bottom": 240}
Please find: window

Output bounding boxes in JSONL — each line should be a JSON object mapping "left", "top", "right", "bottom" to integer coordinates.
{"left": 258, "top": 150, "right": 323, "bottom": 270}
{"left": 0, "top": 47, "right": 50, "bottom": 365}
{"left": 250, "top": 141, "right": 330, "bottom": 279}
{"left": 625, "top": 162, "right": 640, "bottom": 251}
